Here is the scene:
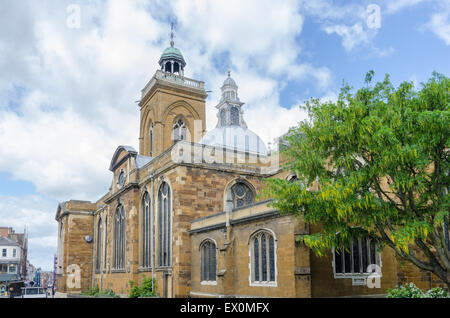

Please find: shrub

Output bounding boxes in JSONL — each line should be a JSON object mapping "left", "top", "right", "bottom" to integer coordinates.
{"left": 128, "top": 276, "right": 156, "bottom": 298}
{"left": 96, "top": 289, "right": 120, "bottom": 298}
{"left": 387, "top": 283, "right": 425, "bottom": 298}
{"left": 425, "top": 287, "right": 449, "bottom": 298}
{"left": 82, "top": 286, "right": 119, "bottom": 298}
{"left": 82, "top": 285, "right": 99, "bottom": 296}
{"left": 387, "top": 283, "right": 449, "bottom": 298}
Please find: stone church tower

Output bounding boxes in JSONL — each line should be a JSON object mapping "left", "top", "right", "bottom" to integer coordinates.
{"left": 138, "top": 27, "right": 207, "bottom": 158}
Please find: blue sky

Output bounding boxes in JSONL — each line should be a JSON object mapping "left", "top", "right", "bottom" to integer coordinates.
{"left": 0, "top": 0, "right": 449, "bottom": 270}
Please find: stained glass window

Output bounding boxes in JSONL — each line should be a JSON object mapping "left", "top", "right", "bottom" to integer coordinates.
{"left": 230, "top": 182, "right": 254, "bottom": 209}
{"left": 173, "top": 119, "right": 187, "bottom": 143}
{"left": 251, "top": 231, "right": 276, "bottom": 283}
{"left": 114, "top": 205, "right": 125, "bottom": 269}
{"left": 142, "top": 192, "right": 151, "bottom": 268}
{"left": 200, "top": 240, "right": 216, "bottom": 282}
{"left": 96, "top": 218, "right": 102, "bottom": 271}
{"left": 159, "top": 182, "right": 171, "bottom": 266}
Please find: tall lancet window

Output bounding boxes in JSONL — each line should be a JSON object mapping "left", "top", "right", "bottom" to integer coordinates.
{"left": 96, "top": 218, "right": 102, "bottom": 272}
{"left": 220, "top": 109, "right": 226, "bottom": 126}
{"left": 158, "top": 182, "right": 171, "bottom": 266}
{"left": 200, "top": 240, "right": 217, "bottom": 282}
{"left": 142, "top": 192, "right": 151, "bottom": 268}
{"left": 230, "top": 107, "right": 239, "bottom": 126}
{"left": 114, "top": 205, "right": 126, "bottom": 270}
{"left": 251, "top": 230, "right": 276, "bottom": 284}
{"left": 149, "top": 123, "right": 154, "bottom": 157}
{"left": 104, "top": 215, "right": 108, "bottom": 267}
{"left": 173, "top": 119, "right": 187, "bottom": 143}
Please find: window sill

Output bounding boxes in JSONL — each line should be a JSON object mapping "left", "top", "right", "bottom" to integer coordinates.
{"left": 201, "top": 281, "right": 217, "bottom": 286}
{"left": 334, "top": 273, "right": 382, "bottom": 279}
{"left": 249, "top": 281, "right": 277, "bottom": 287}
{"left": 155, "top": 266, "right": 172, "bottom": 273}
{"left": 111, "top": 269, "right": 126, "bottom": 273}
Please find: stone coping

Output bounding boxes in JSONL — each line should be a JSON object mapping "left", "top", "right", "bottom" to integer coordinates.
{"left": 190, "top": 200, "right": 281, "bottom": 234}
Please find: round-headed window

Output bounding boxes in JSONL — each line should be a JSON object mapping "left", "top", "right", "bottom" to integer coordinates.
{"left": 118, "top": 170, "right": 126, "bottom": 188}
{"left": 231, "top": 182, "right": 254, "bottom": 209}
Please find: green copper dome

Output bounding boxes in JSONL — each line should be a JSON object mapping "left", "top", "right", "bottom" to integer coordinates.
{"left": 159, "top": 46, "right": 186, "bottom": 66}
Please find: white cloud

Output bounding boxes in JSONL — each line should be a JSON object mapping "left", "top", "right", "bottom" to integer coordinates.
{"left": 324, "top": 23, "right": 371, "bottom": 52}
{"left": 298, "top": 1, "right": 387, "bottom": 55}
{"left": 425, "top": 8, "right": 450, "bottom": 45}
{"left": 384, "top": 0, "right": 427, "bottom": 15}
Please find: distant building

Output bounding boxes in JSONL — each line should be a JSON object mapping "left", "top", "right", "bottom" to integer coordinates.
{"left": 0, "top": 237, "right": 22, "bottom": 285}
{"left": 26, "top": 260, "right": 36, "bottom": 283}
{"left": 0, "top": 227, "right": 28, "bottom": 285}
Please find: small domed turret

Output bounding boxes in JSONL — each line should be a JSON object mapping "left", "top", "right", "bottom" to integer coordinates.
{"left": 159, "top": 23, "right": 186, "bottom": 76}
{"left": 199, "top": 71, "right": 268, "bottom": 155}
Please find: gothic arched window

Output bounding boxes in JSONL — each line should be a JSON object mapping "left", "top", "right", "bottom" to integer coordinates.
{"left": 173, "top": 119, "right": 187, "bottom": 143}
{"left": 142, "top": 192, "right": 151, "bottom": 268}
{"left": 220, "top": 109, "right": 226, "bottom": 126}
{"left": 250, "top": 230, "right": 276, "bottom": 284}
{"left": 230, "top": 182, "right": 254, "bottom": 209}
{"left": 200, "top": 240, "right": 217, "bottom": 282}
{"left": 104, "top": 215, "right": 108, "bottom": 268}
{"left": 149, "top": 123, "right": 154, "bottom": 157}
{"left": 158, "top": 182, "right": 171, "bottom": 266}
{"left": 230, "top": 107, "right": 239, "bottom": 126}
{"left": 114, "top": 205, "right": 126, "bottom": 269}
{"left": 96, "top": 218, "right": 102, "bottom": 272}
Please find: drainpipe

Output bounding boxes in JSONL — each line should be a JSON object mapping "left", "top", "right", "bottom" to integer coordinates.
{"left": 91, "top": 212, "right": 96, "bottom": 291}
{"left": 150, "top": 173, "right": 155, "bottom": 293}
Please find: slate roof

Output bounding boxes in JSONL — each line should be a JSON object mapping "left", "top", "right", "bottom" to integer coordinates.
{"left": 0, "top": 236, "right": 20, "bottom": 247}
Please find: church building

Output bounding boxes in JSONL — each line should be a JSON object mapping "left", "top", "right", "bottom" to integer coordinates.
{"left": 55, "top": 30, "right": 444, "bottom": 298}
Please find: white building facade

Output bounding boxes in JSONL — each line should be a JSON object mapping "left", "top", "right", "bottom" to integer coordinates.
{"left": 0, "top": 237, "right": 23, "bottom": 284}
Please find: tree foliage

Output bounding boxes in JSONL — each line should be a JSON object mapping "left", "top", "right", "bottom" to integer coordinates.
{"left": 128, "top": 277, "right": 156, "bottom": 298}
{"left": 263, "top": 71, "right": 449, "bottom": 287}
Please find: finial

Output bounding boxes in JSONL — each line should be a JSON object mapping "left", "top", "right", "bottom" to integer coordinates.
{"left": 227, "top": 67, "right": 231, "bottom": 77}
{"left": 170, "top": 22, "right": 175, "bottom": 47}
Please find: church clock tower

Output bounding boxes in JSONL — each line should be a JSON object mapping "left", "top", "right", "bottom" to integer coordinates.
{"left": 138, "top": 25, "right": 207, "bottom": 158}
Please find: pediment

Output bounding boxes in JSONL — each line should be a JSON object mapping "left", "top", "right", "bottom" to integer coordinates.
{"left": 109, "top": 145, "right": 138, "bottom": 172}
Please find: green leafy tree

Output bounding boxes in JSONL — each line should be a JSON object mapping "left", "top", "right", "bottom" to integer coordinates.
{"left": 264, "top": 72, "right": 449, "bottom": 288}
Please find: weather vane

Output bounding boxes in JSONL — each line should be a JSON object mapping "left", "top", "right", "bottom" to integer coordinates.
{"left": 170, "top": 22, "right": 175, "bottom": 47}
